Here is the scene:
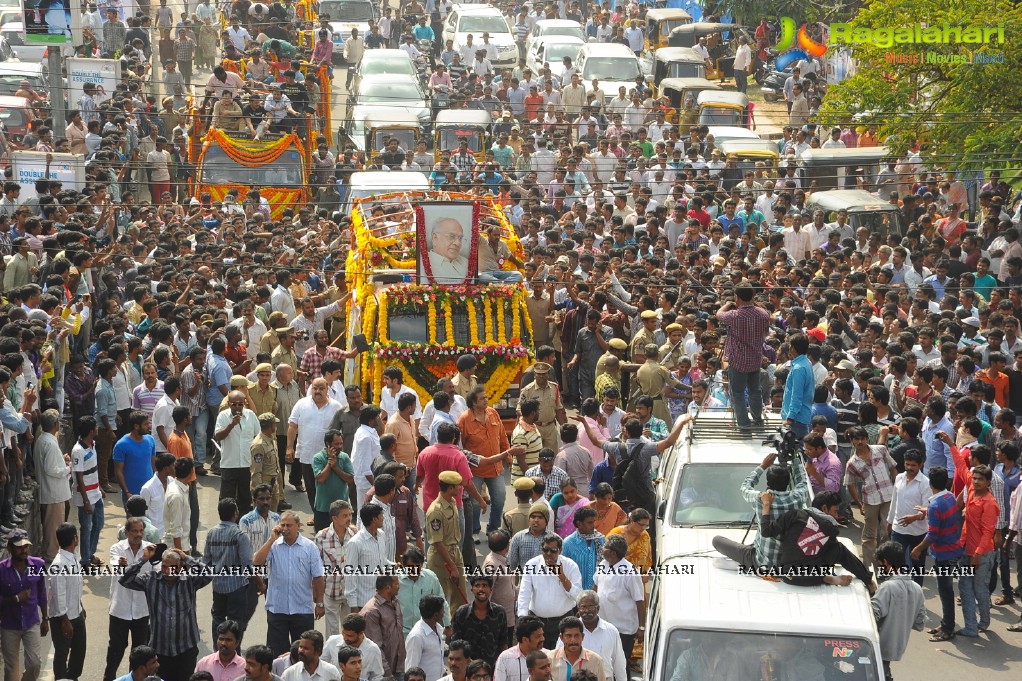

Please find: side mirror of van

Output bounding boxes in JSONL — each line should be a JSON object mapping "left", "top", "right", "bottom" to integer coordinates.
{"left": 657, "top": 500, "right": 666, "bottom": 520}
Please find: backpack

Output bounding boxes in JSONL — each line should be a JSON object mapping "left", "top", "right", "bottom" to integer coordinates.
{"left": 613, "top": 440, "right": 654, "bottom": 512}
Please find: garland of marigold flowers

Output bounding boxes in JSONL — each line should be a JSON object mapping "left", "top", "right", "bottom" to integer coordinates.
{"left": 203, "top": 128, "right": 306, "bottom": 167}
{"left": 442, "top": 299, "right": 455, "bottom": 346}
{"left": 483, "top": 298, "right": 494, "bottom": 345}
{"left": 378, "top": 294, "right": 389, "bottom": 342}
{"left": 428, "top": 301, "right": 438, "bottom": 345}
{"left": 467, "top": 300, "right": 479, "bottom": 346}
{"left": 512, "top": 292, "right": 523, "bottom": 341}
{"left": 496, "top": 298, "right": 507, "bottom": 347}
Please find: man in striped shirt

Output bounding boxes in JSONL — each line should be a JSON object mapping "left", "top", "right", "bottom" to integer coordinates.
{"left": 716, "top": 283, "right": 771, "bottom": 431}
{"left": 203, "top": 497, "right": 260, "bottom": 642}
{"left": 119, "top": 546, "right": 214, "bottom": 681}
{"left": 910, "top": 467, "right": 963, "bottom": 642}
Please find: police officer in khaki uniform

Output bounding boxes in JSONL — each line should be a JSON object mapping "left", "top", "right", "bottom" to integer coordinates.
{"left": 517, "top": 362, "right": 566, "bottom": 451}
{"left": 426, "top": 470, "right": 468, "bottom": 612}
{"left": 502, "top": 476, "right": 536, "bottom": 535}
{"left": 630, "top": 310, "right": 660, "bottom": 361}
{"left": 632, "top": 342, "right": 684, "bottom": 422}
{"left": 270, "top": 327, "right": 300, "bottom": 373}
{"left": 658, "top": 324, "right": 687, "bottom": 371}
{"left": 451, "top": 354, "right": 478, "bottom": 400}
{"left": 249, "top": 362, "right": 278, "bottom": 416}
{"left": 251, "top": 412, "right": 284, "bottom": 510}
{"left": 596, "top": 337, "right": 628, "bottom": 379}
{"left": 259, "top": 311, "right": 289, "bottom": 354}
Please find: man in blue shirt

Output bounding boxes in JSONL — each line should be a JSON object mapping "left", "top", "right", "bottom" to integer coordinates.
{"left": 413, "top": 16, "right": 435, "bottom": 42}
{"left": 781, "top": 333, "right": 815, "bottom": 439}
{"left": 113, "top": 644, "right": 161, "bottom": 681}
{"left": 920, "top": 396, "right": 956, "bottom": 478}
{"left": 113, "top": 410, "right": 157, "bottom": 498}
{"left": 205, "top": 337, "right": 233, "bottom": 471}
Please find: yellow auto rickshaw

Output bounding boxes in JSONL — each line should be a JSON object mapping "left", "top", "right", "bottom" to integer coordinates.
{"left": 668, "top": 22, "right": 743, "bottom": 80}
{"left": 717, "top": 139, "right": 780, "bottom": 176}
{"left": 659, "top": 77, "right": 720, "bottom": 129}
{"left": 651, "top": 47, "right": 706, "bottom": 89}
{"left": 645, "top": 8, "right": 693, "bottom": 52}
{"left": 696, "top": 90, "right": 751, "bottom": 128}
{"left": 364, "top": 111, "right": 421, "bottom": 161}
{"left": 434, "top": 109, "right": 491, "bottom": 163}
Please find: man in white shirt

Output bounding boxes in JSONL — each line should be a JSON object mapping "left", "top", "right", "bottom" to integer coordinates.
{"left": 352, "top": 406, "right": 384, "bottom": 505}
{"left": 558, "top": 591, "right": 627, "bottom": 681}
{"left": 622, "top": 19, "right": 643, "bottom": 55}
{"left": 48, "top": 524, "right": 86, "bottom": 681}
{"left": 140, "top": 453, "right": 175, "bottom": 535}
{"left": 287, "top": 378, "right": 344, "bottom": 508}
{"left": 164, "top": 459, "right": 193, "bottom": 551}
{"left": 886, "top": 451, "right": 930, "bottom": 585}
{"left": 281, "top": 630, "right": 340, "bottom": 681}
{"left": 151, "top": 378, "right": 181, "bottom": 455}
{"left": 344, "top": 504, "right": 393, "bottom": 611}
{"left": 379, "top": 367, "right": 422, "bottom": 422}
{"left": 214, "top": 391, "right": 260, "bottom": 515}
{"left": 226, "top": 19, "right": 252, "bottom": 52}
{"left": 323, "top": 615, "right": 385, "bottom": 679}
{"left": 105, "top": 518, "right": 154, "bottom": 680}
{"left": 404, "top": 594, "right": 446, "bottom": 681}
{"left": 732, "top": 36, "right": 752, "bottom": 93}
{"left": 516, "top": 534, "right": 583, "bottom": 649}
{"left": 419, "top": 378, "right": 467, "bottom": 441}
{"left": 591, "top": 534, "right": 644, "bottom": 666}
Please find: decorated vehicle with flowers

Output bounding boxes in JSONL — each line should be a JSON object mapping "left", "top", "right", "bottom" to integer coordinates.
{"left": 344, "top": 191, "right": 533, "bottom": 421}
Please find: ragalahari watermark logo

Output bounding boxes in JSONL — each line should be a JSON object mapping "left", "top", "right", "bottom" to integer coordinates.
{"left": 830, "top": 23, "right": 1006, "bottom": 64}
{"left": 773, "top": 18, "right": 1005, "bottom": 66}
{"left": 773, "top": 18, "right": 828, "bottom": 71}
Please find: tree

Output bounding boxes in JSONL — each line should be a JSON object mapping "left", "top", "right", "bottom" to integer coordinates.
{"left": 820, "top": 0, "right": 1022, "bottom": 177}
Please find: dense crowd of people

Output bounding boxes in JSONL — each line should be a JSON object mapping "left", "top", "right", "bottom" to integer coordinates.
{"left": 0, "top": 1, "right": 1019, "bottom": 681}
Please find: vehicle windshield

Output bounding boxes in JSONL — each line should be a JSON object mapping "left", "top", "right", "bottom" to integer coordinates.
{"left": 320, "top": 1, "right": 375, "bottom": 22}
{"left": 358, "top": 82, "right": 423, "bottom": 105}
{"left": 582, "top": 56, "right": 640, "bottom": 81}
{"left": 699, "top": 106, "right": 743, "bottom": 126}
{"left": 388, "top": 306, "right": 513, "bottom": 347}
{"left": 850, "top": 210, "right": 903, "bottom": 240}
{"left": 731, "top": 157, "right": 773, "bottom": 175}
{"left": 661, "top": 630, "right": 879, "bottom": 681}
{"left": 200, "top": 143, "right": 305, "bottom": 186}
{"left": 459, "top": 15, "right": 510, "bottom": 34}
{"left": 543, "top": 43, "right": 582, "bottom": 63}
{"left": 667, "top": 61, "right": 704, "bottom": 78}
{"left": 0, "top": 107, "right": 26, "bottom": 129}
{"left": 438, "top": 127, "right": 483, "bottom": 152}
{"left": 360, "top": 56, "right": 415, "bottom": 77}
{"left": 659, "top": 19, "right": 689, "bottom": 36}
{"left": 670, "top": 463, "right": 764, "bottom": 526}
{"left": 539, "top": 26, "right": 585, "bottom": 41}
{"left": 0, "top": 74, "right": 41, "bottom": 95}
{"left": 373, "top": 128, "right": 417, "bottom": 150}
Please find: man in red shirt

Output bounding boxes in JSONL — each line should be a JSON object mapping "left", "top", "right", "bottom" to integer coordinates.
{"left": 415, "top": 421, "right": 488, "bottom": 526}
{"left": 957, "top": 464, "right": 1002, "bottom": 637}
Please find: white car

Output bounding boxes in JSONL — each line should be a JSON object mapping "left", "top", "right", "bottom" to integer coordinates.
{"left": 525, "top": 36, "right": 583, "bottom": 80}
{"left": 442, "top": 4, "right": 519, "bottom": 70}
{"left": 319, "top": 0, "right": 378, "bottom": 63}
{"left": 351, "top": 74, "right": 432, "bottom": 133}
{"left": 524, "top": 18, "right": 585, "bottom": 54}
{"left": 349, "top": 49, "right": 417, "bottom": 93}
{"left": 574, "top": 42, "right": 643, "bottom": 103}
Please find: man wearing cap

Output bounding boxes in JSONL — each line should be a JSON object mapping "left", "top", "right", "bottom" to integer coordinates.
{"left": 249, "top": 363, "right": 278, "bottom": 420}
{"left": 518, "top": 363, "right": 566, "bottom": 453}
{"left": 629, "top": 343, "right": 686, "bottom": 424}
{"left": 452, "top": 355, "right": 478, "bottom": 401}
{"left": 427, "top": 471, "right": 468, "bottom": 613}
{"left": 659, "top": 324, "right": 687, "bottom": 372}
{"left": 0, "top": 529, "right": 48, "bottom": 681}
{"left": 716, "top": 283, "right": 771, "bottom": 432}
{"left": 215, "top": 391, "right": 260, "bottom": 516}
{"left": 251, "top": 413, "right": 283, "bottom": 511}
{"left": 504, "top": 478, "right": 537, "bottom": 535}
{"left": 596, "top": 338, "right": 628, "bottom": 380}
{"left": 629, "top": 310, "right": 660, "bottom": 363}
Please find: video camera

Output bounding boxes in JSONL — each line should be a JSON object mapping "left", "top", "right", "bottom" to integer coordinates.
{"left": 762, "top": 425, "right": 802, "bottom": 465}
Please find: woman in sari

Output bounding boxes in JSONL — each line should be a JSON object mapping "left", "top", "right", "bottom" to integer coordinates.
{"left": 606, "top": 507, "right": 653, "bottom": 573}
{"left": 549, "top": 477, "right": 590, "bottom": 539}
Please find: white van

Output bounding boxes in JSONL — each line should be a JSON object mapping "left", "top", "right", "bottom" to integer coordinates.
{"left": 345, "top": 170, "right": 429, "bottom": 211}
{"left": 646, "top": 555, "right": 884, "bottom": 681}
{"left": 657, "top": 411, "right": 813, "bottom": 557}
{"left": 574, "top": 42, "right": 642, "bottom": 104}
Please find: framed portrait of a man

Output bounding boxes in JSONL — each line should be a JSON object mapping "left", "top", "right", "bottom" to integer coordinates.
{"left": 416, "top": 202, "right": 480, "bottom": 285}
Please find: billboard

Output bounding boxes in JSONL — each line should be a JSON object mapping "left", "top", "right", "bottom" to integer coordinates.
{"left": 68, "top": 57, "right": 120, "bottom": 107}
{"left": 23, "top": 0, "right": 82, "bottom": 45}
{"left": 10, "top": 152, "right": 86, "bottom": 199}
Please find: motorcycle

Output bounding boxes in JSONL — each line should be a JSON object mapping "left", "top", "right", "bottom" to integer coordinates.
{"left": 431, "top": 83, "right": 450, "bottom": 117}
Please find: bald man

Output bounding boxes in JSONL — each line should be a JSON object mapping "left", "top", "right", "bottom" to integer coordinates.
{"left": 214, "top": 389, "right": 260, "bottom": 514}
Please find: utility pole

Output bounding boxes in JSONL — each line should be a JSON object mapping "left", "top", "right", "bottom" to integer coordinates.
{"left": 49, "top": 47, "right": 67, "bottom": 135}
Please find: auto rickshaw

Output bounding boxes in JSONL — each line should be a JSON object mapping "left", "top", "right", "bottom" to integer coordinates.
{"left": 645, "top": 8, "right": 693, "bottom": 52}
{"left": 668, "top": 22, "right": 743, "bottom": 80}
{"left": 799, "top": 147, "right": 891, "bottom": 191}
{"left": 651, "top": 48, "right": 706, "bottom": 89}
{"left": 696, "top": 90, "right": 751, "bottom": 128}
{"left": 659, "top": 77, "right": 720, "bottom": 130}
{"left": 434, "top": 109, "right": 491, "bottom": 163}
{"left": 716, "top": 139, "right": 780, "bottom": 175}
{"left": 364, "top": 111, "right": 421, "bottom": 161}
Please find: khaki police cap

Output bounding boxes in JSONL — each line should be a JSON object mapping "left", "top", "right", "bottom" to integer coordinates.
{"left": 533, "top": 362, "right": 552, "bottom": 374}
{"left": 258, "top": 412, "right": 279, "bottom": 425}
{"left": 255, "top": 362, "right": 274, "bottom": 374}
{"left": 609, "top": 338, "right": 628, "bottom": 351}
{"left": 640, "top": 310, "right": 658, "bottom": 320}
{"left": 439, "top": 471, "right": 463, "bottom": 485}
{"left": 230, "top": 375, "right": 249, "bottom": 387}
{"left": 513, "top": 477, "right": 536, "bottom": 491}
{"left": 665, "top": 323, "right": 683, "bottom": 333}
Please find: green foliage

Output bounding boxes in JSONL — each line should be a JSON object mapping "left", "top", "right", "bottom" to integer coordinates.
{"left": 821, "top": 0, "right": 1022, "bottom": 177}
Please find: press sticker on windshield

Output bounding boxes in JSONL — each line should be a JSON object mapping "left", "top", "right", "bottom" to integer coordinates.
{"left": 857, "top": 658, "right": 870, "bottom": 665}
